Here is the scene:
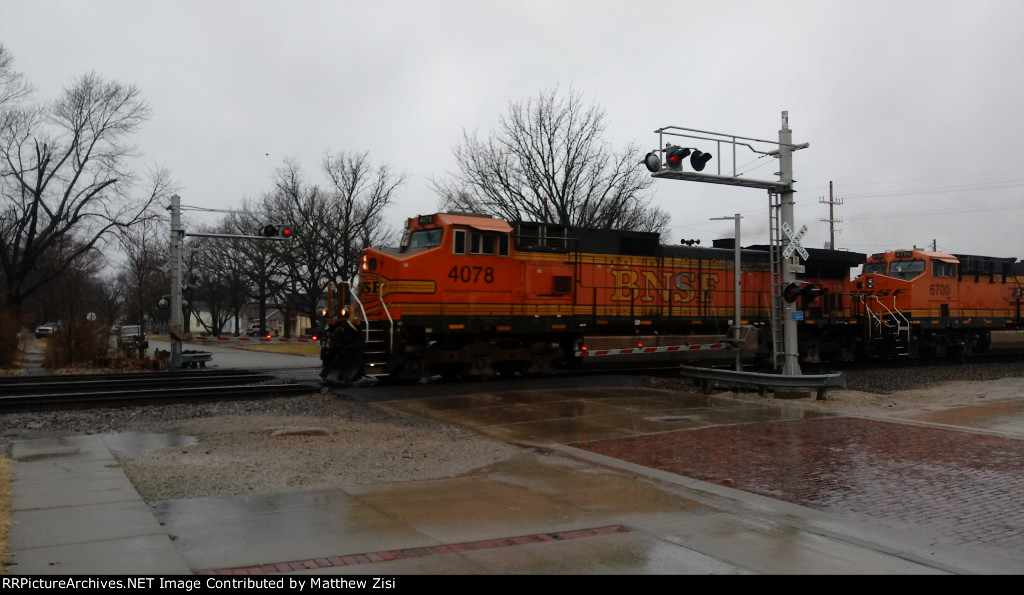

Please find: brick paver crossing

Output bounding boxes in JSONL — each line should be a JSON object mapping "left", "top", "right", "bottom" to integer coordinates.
{"left": 574, "top": 417, "right": 1024, "bottom": 560}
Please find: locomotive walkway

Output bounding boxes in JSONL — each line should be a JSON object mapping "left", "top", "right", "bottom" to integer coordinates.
{"left": 6, "top": 365, "right": 1024, "bottom": 575}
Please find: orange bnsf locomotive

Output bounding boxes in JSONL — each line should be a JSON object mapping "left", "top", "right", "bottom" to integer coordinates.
{"left": 319, "top": 212, "right": 865, "bottom": 384}
{"left": 852, "top": 249, "right": 1024, "bottom": 358}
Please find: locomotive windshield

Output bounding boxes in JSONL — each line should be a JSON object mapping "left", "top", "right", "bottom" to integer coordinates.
{"left": 888, "top": 260, "right": 925, "bottom": 280}
{"left": 408, "top": 228, "right": 443, "bottom": 249}
{"left": 863, "top": 262, "right": 887, "bottom": 275}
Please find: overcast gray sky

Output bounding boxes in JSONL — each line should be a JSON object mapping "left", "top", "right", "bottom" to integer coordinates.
{"left": 3, "top": 0, "right": 1023, "bottom": 260}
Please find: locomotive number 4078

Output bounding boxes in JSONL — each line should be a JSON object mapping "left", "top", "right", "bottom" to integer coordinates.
{"left": 448, "top": 265, "right": 495, "bottom": 283}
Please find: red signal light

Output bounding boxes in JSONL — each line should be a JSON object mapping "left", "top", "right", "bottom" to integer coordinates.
{"left": 281, "top": 227, "right": 292, "bottom": 238}
{"left": 783, "top": 282, "right": 805, "bottom": 303}
{"left": 665, "top": 146, "right": 691, "bottom": 170}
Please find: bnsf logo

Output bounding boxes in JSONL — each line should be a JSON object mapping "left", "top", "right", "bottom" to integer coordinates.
{"left": 610, "top": 270, "right": 720, "bottom": 304}
{"left": 853, "top": 289, "right": 907, "bottom": 298}
{"left": 360, "top": 278, "right": 381, "bottom": 296}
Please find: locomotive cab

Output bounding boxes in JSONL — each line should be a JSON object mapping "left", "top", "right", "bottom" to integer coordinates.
{"left": 854, "top": 249, "right": 1022, "bottom": 357}
{"left": 330, "top": 212, "right": 567, "bottom": 383}
{"left": 856, "top": 250, "right": 958, "bottom": 312}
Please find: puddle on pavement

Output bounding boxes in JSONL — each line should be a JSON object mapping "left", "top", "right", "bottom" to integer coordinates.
{"left": 903, "top": 398, "right": 1024, "bottom": 434}
{"left": 387, "top": 386, "right": 834, "bottom": 445}
{"left": 101, "top": 431, "right": 198, "bottom": 456}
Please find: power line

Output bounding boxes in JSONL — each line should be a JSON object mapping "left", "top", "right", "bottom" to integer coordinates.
{"left": 845, "top": 201, "right": 1024, "bottom": 221}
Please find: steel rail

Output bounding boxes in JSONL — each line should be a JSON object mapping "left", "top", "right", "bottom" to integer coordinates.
{"left": 1, "top": 373, "right": 276, "bottom": 395}
{"left": 1, "top": 382, "right": 317, "bottom": 410}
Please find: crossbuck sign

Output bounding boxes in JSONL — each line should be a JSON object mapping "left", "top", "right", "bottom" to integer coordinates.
{"left": 781, "top": 222, "right": 810, "bottom": 260}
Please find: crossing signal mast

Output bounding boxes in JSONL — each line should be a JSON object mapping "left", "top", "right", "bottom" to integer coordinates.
{"left": 643, "top": 112, "right": 810, "bottom": 376}
{"left": 165, "top": 195, "right": 297, "bottom": 370}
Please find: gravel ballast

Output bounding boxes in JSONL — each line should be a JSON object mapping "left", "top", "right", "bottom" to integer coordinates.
{"left": 3, "top": 360, "right": 1024, "bottom": 503}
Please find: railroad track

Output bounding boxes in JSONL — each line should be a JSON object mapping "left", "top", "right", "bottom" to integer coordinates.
{"left": 0, "top": 369, "right": 319, "bottom": 410}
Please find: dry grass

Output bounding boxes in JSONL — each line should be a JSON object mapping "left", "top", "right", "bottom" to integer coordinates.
{"left": 1, "top": 457, "right": 10, "bottom": 575}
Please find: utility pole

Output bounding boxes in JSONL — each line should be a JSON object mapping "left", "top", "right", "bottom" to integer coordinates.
{"left": 168, "top": 194, "right": 186, "bottom": 368}
{"left": 819, "top": 180, "right": 843, "bottom": 249}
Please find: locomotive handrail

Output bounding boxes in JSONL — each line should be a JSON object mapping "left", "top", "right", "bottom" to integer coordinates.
{"left": 347, "top": 282, "right": 370, "bottom": 340}
{"left": 378, "top": 282, "right": 394, "bottom": 348}
{"left": 860, "top": 294, "right": 910, "bottom": 341}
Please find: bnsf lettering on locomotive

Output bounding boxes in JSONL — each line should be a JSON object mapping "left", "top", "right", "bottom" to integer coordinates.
{"left": 448, "top": 265, "right": 495, "bottom": 284}
{"left": 853, "top": 288, "right": 907, "bottom": 298}
{"left": 360, "top": 279, "right": 381, "bottom": 295}
{"left": 610, "top": 270, "right": 718, "bottom": 304}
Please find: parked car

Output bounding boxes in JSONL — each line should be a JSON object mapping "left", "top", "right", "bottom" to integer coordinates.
{"left": 34, "top": 322, "right": 57, "bottom": 338}
{"left": 117, "top": 325, "right": 149, "bottom": 351}
{"left": 246, "top": 323, "right": 265, "bottom": 336}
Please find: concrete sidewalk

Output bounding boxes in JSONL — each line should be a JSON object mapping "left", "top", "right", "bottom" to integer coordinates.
{"left": 7, "top": 434, "right": 191, "bottom": 574}
{"left": 7, "top": 431, "right": 1022, "bottom": 575}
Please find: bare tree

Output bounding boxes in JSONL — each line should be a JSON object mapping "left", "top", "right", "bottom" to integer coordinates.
{"left": 115, "top": 214, "right": 167, "bottom": 329}
{"left": 224, "top": 202, "right": 287, "bottom": 335}
{"left": 267, "top": 153, "right": 404, "bottom": 330}
{"left": 265, "top": 160, "right": 331, "bottom": 335}
{"left": 36, "top": 240, "right": 113, "bottom": 368}
{"left": 0, "top": 44, "right": 35, "bottom": 362}
{"left": 184, "top": 223, "right": 250, "bottom": 336}
{"left": 322, "top": 151, "right": 404, "bottom": 282}
{"left": 0, "top": 64, "right": 172, "bottom": 310}
{"left": 0, "top": 44, "right": 32, "bottom": 110}
{"left": 431, "top": 87, "right": 668, "bottom": 234}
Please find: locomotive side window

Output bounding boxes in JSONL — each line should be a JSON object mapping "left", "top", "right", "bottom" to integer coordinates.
{"left": 452, "top": 229, "right": 510, "bottom": 257}
{"left": 453, "top": 229, "right": 466, "bottom": 254}
{"left": 932, "top": 260, "right": 956, "bottom": 278}
{"left": 471, "top": 232, "right": 495, "bottom": 255}
{"left": 409, "top": 228, "right": 443, "bottom": 249}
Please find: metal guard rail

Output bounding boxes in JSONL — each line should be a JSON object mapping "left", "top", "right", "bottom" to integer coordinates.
{"left": 679, "top": 365, "right": 845, "bottom": 400}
